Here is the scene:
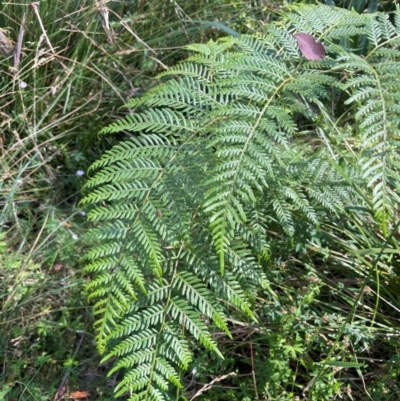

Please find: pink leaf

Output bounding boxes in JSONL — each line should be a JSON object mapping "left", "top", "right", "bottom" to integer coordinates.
{"left": 293, "top": 33, "right": 325, "bottom": 61}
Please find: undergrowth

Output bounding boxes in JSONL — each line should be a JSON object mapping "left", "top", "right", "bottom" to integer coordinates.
{"left": 0, "top": 0, "right": 275, "bottom": 400}
{"left": 2, "top": 0, "right": 400, "bottom": 400}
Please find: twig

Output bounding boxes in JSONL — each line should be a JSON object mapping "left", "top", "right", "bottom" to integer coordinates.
{"left": 31, "top": 2, "right": 55, "bottom": 53}
{"left": 349, "top": 340, "right": 373, "bottom": 401}
{"left": 249, "top": 336, "right": 259, "bottom": 399}
{"left": 120, "top": 20, "right": 157, "bottom": 55}
{"left": 189, "top": 372, "right": 237, "bottom": 401}
{"left": 12, "top": 10, "right": 27, "bottom": 91}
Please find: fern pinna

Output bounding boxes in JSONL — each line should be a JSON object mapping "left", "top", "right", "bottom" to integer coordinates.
{"left": 81, "top": 5, "right": 400, "bottom": 400}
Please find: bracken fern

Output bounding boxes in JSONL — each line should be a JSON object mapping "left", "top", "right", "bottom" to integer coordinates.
{"left": 81, "top": 5, "right": 400, "bottom": 399}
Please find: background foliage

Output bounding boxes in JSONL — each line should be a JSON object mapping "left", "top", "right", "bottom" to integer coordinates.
{"left": 1, "top": 0, "right": 400, "bottom": 400}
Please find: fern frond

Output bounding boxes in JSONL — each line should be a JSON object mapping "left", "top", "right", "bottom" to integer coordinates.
{"left": 81, "top": 4, "right": 400, "bottom": 399}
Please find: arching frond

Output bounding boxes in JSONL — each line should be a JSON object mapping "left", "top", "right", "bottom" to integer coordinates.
{"left": 81, "top": 5, "right": 400, "bottom": 399}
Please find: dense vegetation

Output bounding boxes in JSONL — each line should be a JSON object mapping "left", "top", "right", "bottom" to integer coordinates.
{"left": 1, "top": 1, "right": 400, "bottom": 400}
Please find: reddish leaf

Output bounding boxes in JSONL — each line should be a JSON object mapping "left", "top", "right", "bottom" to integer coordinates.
{"left": 69, "top": 391, "right": 90, "bottom": 400}
{"left": 293, "top": 33, "right": 325, "bottom": 61}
